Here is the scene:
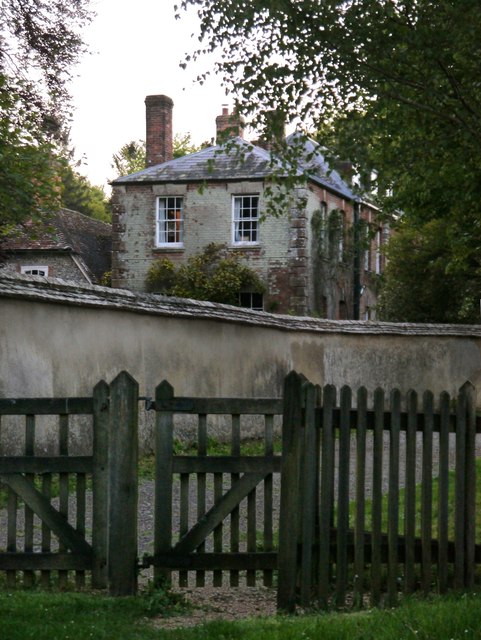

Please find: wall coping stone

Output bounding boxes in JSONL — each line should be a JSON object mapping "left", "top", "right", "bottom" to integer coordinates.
{"left": 1, "top": 273, "right": 481, "bottom": 338}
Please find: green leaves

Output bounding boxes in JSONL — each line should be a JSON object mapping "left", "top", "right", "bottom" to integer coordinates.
{"left": 0, "top": 1, "right": 92, "bottom": 231}
{"left": 146, "top": 243, "right": 265, "bottom": 306}
{"left": 177, "top": 0, "right": 481, "bottom": 322}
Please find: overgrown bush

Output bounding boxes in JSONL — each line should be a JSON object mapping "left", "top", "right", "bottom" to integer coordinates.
{"left": 146, "top": 243, "right": 265, "bottom": 306}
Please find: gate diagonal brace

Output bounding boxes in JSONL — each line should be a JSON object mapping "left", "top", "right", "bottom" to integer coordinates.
{"left": 0, "top": 474, "right": 92, "bottom": 556}
{"left": 174, "top": 472, "right": 267, "bottom": 555}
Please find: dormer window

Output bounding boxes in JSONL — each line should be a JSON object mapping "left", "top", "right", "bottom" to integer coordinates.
{"left": 156, "top": 196, "right": 184, "bottom": 247}
{"left": 20, "top": 265, "right": 49, "bottom": 277}
{"left": 232, "top": 195, "right": 259, "bottom": 244}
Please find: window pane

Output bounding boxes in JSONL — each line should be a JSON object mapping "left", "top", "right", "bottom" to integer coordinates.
{"left": 239, "top": 291, "right": 263, "bottom": 310}
{"left": 157, "top": 197, "right": 183, "bottom": 245}
{"left": 233, "top": 195, "right": 259, "bottom": 244}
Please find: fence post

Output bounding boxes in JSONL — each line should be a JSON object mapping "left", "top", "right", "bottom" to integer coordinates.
{"left": 92, "top": 379, "right": 110, "bottom": 589}
{"left": 107, "top": 371, "right": 139, "bottom": 596}
{"left": 154, "top": 380, "right": 174, "bottom": 587}
{"left": 277, "top": 370, "right": 304, "bottom": 612}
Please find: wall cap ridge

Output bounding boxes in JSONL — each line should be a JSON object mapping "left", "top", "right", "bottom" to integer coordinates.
{"left": 1, "top": 274, "right": 480, "bottom": 338}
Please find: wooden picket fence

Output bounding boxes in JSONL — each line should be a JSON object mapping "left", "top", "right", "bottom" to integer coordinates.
{"left": 278, "top": 371, "right": 479, "bottom": 611}
{"left": 0, "top": 369, "right": 480, "bottom": 611}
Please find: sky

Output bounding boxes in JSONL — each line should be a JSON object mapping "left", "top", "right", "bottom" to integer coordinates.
{"left": 69, "top": 0, "right": 228, "bottom": 190}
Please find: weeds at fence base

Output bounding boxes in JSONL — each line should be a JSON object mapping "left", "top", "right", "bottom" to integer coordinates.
{"left": 142, "top": 578, "right": 191, "bottom": 618}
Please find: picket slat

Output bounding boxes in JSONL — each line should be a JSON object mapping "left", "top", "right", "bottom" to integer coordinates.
{"left": 41, "top": 473, "right": 52, "bottom": 588}
{"left": 354, "top": 387, "right": 367, "bottom": 608}
{"left": 464, "top": 382, "right": 476, "bottom": 589}
{"left": 421, "top": 391, "right": 434, "bottom": 594}
{"left": 318, "top": 384, "right": 336, "bottom": 608}
{"left": 263, "top": 414, "right": 274, "bottom": 587}
{"left": 196, "top": 413, "right": 207, "bottom": 587}
{"left": 387, "top": 389, "right": 400, "bottom": 606}
{"left": 179, "top": 473, "right": 190, "bottom": 587}
{"left": 371, "top": 388, "right": 384, "bottom": 606}
{"left": 404, "top": 391, "right": 417, "bottom": 594}
{"left": 229, "top": 414, "right": 240, "bottom": 587}
{"left": 454, "top": 388, "right": 467, "bottom": 589}
{"left": 336, "top": 385, "right": 351, "bottom": 607}
{"left": 58, "top": 414, "right": 69, "bottom": 589}
{"left": 24, "top": 415, "right": 35, "bottom": 588}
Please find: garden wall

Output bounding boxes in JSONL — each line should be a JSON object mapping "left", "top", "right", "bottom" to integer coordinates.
{"left": 1, "top": 274, "right": 481, "bottom": 452}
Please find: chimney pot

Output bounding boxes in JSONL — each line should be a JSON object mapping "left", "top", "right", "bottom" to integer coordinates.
{"left": 145, "top": 94, "right": 174, "bottom": 167}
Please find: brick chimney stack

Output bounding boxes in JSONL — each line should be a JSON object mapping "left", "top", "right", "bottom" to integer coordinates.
{"left": 215, "top": 105, "right": 244, "bottom": 144}
{"left": 145, "top": 94, "right": 174, "bottom": 167}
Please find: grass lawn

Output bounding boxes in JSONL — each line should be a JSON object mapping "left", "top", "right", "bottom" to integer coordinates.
{"left": 1, "top": 589, "right": 481, "bottom": 640}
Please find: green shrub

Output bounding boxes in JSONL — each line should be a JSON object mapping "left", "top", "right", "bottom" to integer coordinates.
{"left": 146, "top": 243, "right": 265, "bottom": 306}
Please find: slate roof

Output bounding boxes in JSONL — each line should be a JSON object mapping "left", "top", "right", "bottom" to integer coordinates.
{"left": 112, "top": 138, "right": 277, "bottom": 184}
{"left": 112, "top": 134, "right": 357, "bottom": 200}
{"left": 3, "top": 209, "right": 112, "bottom": 283}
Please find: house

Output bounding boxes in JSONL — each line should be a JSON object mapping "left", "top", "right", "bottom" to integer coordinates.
{"left": 111, "top": 95, "right": 387, "bottom": 319}
{"left": 1, "top": 208, "right": 112, "bottom": 285}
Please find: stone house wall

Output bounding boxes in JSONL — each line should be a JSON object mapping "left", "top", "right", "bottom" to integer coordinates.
{"left": 111, "top": 178, "right": 382, "bottom": 317}
{"left": 1, "top": 252, "right": 90, "bottom": 284}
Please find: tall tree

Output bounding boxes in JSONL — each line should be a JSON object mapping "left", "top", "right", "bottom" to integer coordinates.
{"left": 176, "top": 0, "right": 481, "bottom": 321}
{"left": 0, "top": 0, "right": 92, "bottom": 234}
{"left": 59, "top": 163, "right": 110, "bottom": 223}
{"left": 111, "top": 140, "right": 146, "bottom": 177}
{"left": 111, "top": 133, "right": 201, "bottom": 178}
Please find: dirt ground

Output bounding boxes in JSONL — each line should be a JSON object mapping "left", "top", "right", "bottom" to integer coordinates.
{"left": 151, "top": 586, "right": 278, "bottom": 629}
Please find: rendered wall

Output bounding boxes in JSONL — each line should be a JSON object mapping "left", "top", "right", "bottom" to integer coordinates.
{"left": 1, "top": 275, "right": 481, "bottom": 452}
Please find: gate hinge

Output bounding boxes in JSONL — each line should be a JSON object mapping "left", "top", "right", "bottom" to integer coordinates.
{"left": 138, "top": 396, "right": 155, "bottom": 411}
{"left": 139, "top": 553, "right": 154, "bottom": 569}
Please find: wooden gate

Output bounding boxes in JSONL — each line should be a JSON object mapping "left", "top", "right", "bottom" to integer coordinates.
{"left": 278, "top": 371, "right": 479, "bottom": 612}
{"left": 0, "top": 372, "right": 139, "bottom": 595}
{"left": 143, "top": 380, "right": 283, "bottom": 587}
{"left": 0, "top": 384, "right": 108, "bottom": 589}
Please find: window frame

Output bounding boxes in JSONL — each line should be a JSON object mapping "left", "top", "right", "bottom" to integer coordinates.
{"left": 239, "top": 291, "right": 264, "bottom": 311}
{"left": 232, "top": 194, "right": 260, "bottom": 245}
{"left": 155, "top": 196, "right": 184, "bottom": 248}
{"left": 20, "top": 265, "right": 49, "bottom": 277}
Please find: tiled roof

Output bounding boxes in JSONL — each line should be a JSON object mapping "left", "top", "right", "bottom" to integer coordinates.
{"left": 112, "top": 135, "right": 357, "bottom": 200}
{"left": 286, "top": 133, "right": 356, "bottom": 199}
{"left": 112, "top": 138, "right": 277, "bottom": 184}
{"left": 3, "top": 209, "right": 112, "bottom": 283}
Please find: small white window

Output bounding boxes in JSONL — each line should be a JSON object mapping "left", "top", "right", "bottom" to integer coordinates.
{"left": 156, "top": 196, "right": 184, "bottom": 246}
{"left": 232, "top": 195, "right": 259, "bottom": 244}
{"left": 239, "top": 291, "right": 263, "bottom": 311}
{"left": 21, "top": 265, "right": 49, "bottom": 277}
